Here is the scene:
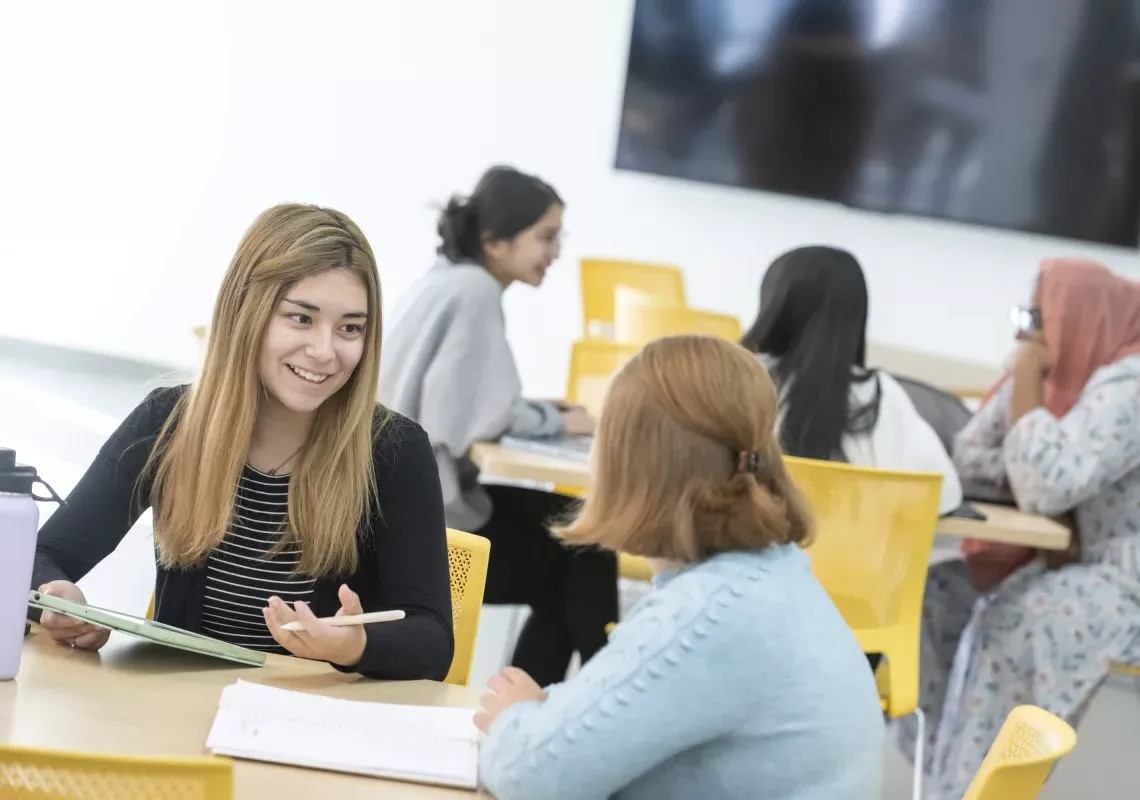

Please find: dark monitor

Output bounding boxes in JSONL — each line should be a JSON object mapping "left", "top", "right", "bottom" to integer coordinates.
{"left": 618, "top": 0, "right": 1140, "bottom": 247}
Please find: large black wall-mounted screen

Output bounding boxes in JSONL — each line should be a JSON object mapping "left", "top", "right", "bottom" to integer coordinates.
{"left": 616, "top": 0, "right": 1140, "bottom": 247}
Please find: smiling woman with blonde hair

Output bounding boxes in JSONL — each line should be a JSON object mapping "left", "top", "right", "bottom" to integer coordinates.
{"left": 475, "top": 335, "right": 884, "bottom": 800}
{"left": 30, "top": 204, "right": 454, "bottom": 680}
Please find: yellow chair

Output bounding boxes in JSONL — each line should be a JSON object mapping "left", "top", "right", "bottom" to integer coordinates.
{"left": 443, "top": 528, "right": 490, "bottom": 686}
{"left": 580, "top": 259, "right": 685, "bottom": 339}
{"left": 0, "top": 744, "right": 233, "bottom": 799}
{"left": 784, "top": 456, "right": 942, "bottom": 800}
{"left": 614, "top": 300, "right": 742, "bottom": 346}
{"left": 962, "top": 705, "right": 1077, "bottom": 799}
{"left": 616, "top": 552, "right": 653, "bottom": 582}
{"left": 565, "top": 339, "right": 639, "bottom": 417}
{"left": 145, "top": 529, "right": 489, "bottom": 687}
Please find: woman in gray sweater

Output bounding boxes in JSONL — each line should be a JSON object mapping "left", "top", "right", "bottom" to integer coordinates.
{"left": 381, "top": 166, "right": 615, "bottom": 685}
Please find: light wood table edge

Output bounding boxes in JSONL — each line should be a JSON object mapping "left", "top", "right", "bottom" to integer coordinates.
{"left": 3, "top": 630, "right": 486, "bottom": 798}
{"left": 471, "top": 444, "right": 1072, "bottom": 552}
{"left": 469, "top": 442, "right": 589, "bottom": 489}
{"left": 936, "top": 502, "right": 1071, "bottom": 551}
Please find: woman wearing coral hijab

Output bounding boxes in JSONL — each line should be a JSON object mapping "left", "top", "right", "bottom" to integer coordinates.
{"left": 899, "top": 259, "right": 1140, "bottom": 799}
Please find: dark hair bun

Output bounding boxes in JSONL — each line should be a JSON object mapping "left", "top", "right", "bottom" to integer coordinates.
{"left": 436, "top": 196, "right": 480, "bottom": 263}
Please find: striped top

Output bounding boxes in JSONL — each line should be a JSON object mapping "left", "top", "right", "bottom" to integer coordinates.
{"left": 199, "top": 466, "right": 314, "bottom": 653}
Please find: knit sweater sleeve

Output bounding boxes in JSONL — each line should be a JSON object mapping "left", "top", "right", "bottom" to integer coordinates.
{"left": 478, "top": 575, "right": 754, "bottom": 800}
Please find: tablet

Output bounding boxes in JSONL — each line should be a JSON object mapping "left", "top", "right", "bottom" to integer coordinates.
{"left": 28, "top": 591, "right": 266, "bottom": 667}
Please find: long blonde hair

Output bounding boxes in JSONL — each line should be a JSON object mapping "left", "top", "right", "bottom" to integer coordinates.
{"left": 145, "top": 204, "right": 385, "bottom": 577}
{"left": 559, "top": 335, "right": 813, "bottom": 562}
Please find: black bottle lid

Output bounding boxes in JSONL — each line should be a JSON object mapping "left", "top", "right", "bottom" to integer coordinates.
{"left": 0, "top": 448, "right": 37, "bottom": 495}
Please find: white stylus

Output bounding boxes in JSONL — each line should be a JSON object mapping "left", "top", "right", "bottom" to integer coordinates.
{"left": 280, "top": 609, "right": 405, "bottom": 631}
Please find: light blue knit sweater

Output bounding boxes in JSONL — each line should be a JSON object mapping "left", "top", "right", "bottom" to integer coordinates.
{"left": 479, "top": 545, "right": 884, "bottom": 799}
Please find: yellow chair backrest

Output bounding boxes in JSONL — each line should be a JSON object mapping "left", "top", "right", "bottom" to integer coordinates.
{"left": 443, "top": 528, "right": 490, "bottom": 687}
{"left": 614, "top": 300, "right": 741, "bottom": 346}
{"left": 566, "top": 340, "right": 640, "bottom": 416}
{"left": 785, "top": 456, "right": 942, "bottom": 719}
{"left": 580, "top": 259, "right": 685, "bottom": 338}
{"left": 0, "top": 744, "right": 233, "bottom": 799}
{"left": 144, "top": 529, "right": 489, "bottom": 687}
{"left": 962, "top": 705, "right": 1077, "bottom": 799}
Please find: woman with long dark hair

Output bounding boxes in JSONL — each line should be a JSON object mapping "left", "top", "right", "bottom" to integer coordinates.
{"left": 741, "top": 245, "right": 961, "bottom": 512}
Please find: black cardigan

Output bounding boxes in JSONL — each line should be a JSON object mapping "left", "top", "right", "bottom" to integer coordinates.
{"left": 30, "top": 386, "right": 454, "bottom": 681}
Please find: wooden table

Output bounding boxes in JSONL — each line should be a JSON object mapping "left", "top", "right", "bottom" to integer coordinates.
{"left": 469, "top": 443, "right": 1072, "bottom": 551}
{"left": 1, "top": 630, "right": 487, "bottom": 798}
{"left": 936, "top": 502, "right": 1070, "bottom": 550}
{"left": 470, "top": 442, "right": 589, "bottom": 489}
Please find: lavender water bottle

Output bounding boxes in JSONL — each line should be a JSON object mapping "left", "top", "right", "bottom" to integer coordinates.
{"left": 0, "top": 448, "right": 51, "bottom": 679}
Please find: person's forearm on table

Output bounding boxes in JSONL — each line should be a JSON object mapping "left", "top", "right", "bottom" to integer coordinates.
{"left": 1009, "top": 365, "right": 1045, "bottom": 425}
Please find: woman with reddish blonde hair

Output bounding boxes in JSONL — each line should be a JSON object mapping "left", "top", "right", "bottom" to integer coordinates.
{"left": 475, "top": 335, "right": 884, "bottom": 800}
{"left": 903, "top": 259, "right": 1140, "bottom": 798}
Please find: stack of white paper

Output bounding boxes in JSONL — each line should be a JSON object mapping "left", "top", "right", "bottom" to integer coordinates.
{"left": 205, "top": 681, "right": 479, "bottom": 789}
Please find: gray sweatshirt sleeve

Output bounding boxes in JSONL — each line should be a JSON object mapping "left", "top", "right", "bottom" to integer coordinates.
{"left": 419, "top": 287, "right": 562, "bottom": 461}
{"left": 506, "top": 398, "right": 563, "bottom": 439}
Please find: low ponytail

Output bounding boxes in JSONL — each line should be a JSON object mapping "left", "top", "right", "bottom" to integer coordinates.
{"left": 670, "top": 441, "right": 814, "bottom": 561}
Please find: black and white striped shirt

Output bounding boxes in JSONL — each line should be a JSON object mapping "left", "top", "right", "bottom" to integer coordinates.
{"left": 199, "top": 466, "right": 314, "bottom": 652}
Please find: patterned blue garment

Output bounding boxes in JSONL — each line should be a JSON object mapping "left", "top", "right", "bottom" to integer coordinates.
{"left": 897, "top": 355, "right": 1140, "bottom": 799}
{"left": 480, "top": 547, "right": 885, "bottom": 800}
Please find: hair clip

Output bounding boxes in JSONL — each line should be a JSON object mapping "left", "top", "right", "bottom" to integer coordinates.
{"left": 737, "top": 450, "right": 763, "bottom": 474}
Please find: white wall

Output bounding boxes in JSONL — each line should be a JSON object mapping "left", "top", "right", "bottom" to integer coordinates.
{"left": 3, "top": 0, "right": 1139, "bottom": 397}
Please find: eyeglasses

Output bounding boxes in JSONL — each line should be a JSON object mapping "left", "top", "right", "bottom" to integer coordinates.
{"left": 1010, "top": 305, "right": 1042, "bottom": 335}
{"left": 539, "top": 230, "right": 567, "bottom": 248}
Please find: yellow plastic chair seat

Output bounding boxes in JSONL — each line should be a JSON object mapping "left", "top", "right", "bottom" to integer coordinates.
{"left": 580, "top": 259, "right": 685, "bottom": 338}
{"left": 565, "top": 340, "right": 639, "bottom": 416}
{"left": 785, "top": 456, "right": 942, "bottom": 721}
{"left": 0, "top": 745, "right": 233, "bottom": 800}
{"left": 787, "top": 456, "right": 942, "bottom": 799}
{"left": 614, "top": 298, "right": 742, "bottom": 347}
{"left": 618, "top": 553, "right": 654, "bottom": 583}
{"left": 962, "top": 705, "right": 1077, "bottom": 799}
{"left": 443, "top": 528, "right": 490, "bottom": 686}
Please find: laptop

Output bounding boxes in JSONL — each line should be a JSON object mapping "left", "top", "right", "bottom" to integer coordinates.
{"left": 500, "top": 435, "right": 593, "bottom": 464}
{"left": 961, "top": 479, "right": 1018, "bottom": 507}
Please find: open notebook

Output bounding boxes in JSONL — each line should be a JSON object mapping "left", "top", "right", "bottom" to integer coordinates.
{"left": 206, "top": 681, "right": 479, "bottom": 789}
